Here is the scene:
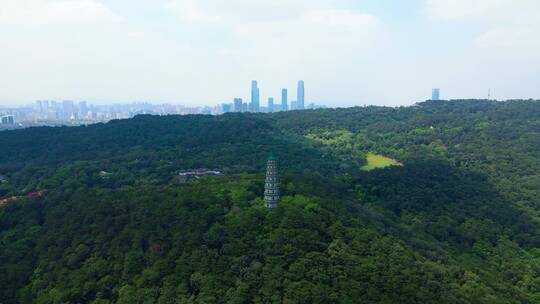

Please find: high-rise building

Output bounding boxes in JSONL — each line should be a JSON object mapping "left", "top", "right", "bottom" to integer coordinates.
{"left": 36, "top": 100, "right": 43, "bottom": 113}
{"left": 432, "top": 88, "right": 440, "bottom": 101}
{"left": 47, "top": 111, "right": 58, "bottom": 120}
{"left": 62, "top": 100, "right": 75, "bottom": 120}
{"left": 297, "top": 80, "right": 305, "bottom": 110}
{"left": 42, "top": 100, "right": 49, "bottom": 116}
{"left": 251, "top": 80, "right": 260, "bottom": 112}
{"left": 268, "top": 97, "right": 274, "bottom": 113}
{"left": 234, "top": 98, "right": 243, "bottom": 112}
{"left": 281, "top": 89, "right": 288, "bottom": 111}
{"left": 242, "top": 102, "right": 248, "bottom": 112}
{"left": 264, "top": 156, "right": 280, "bottom": 208}
{"left": 79, "top": 101, "right": 88, "bottom": 118}
{"left": 222, "top": 103, "right": 233, "bottom": 113}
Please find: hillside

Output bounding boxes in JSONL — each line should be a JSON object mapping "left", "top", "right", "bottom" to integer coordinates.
{"left": 1, "top": 100, "right": 539, "bottom": 303}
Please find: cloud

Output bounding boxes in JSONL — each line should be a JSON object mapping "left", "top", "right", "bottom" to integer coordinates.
{"left": 165, "top": 0, "right": 324, "bottom": 23}
{"left": 7, "top": 0, "right": 535, "bottom": 106}
{"left": 421, "top": 0, "right": 540, "bottom": 101}
{"left": 425, "top": 0, "right": 540, "bottom": 57}
{"left": 0, "top": 0, "right": 122, "bottom": 26}
{"left": 165, "top": 0, "right": 383, "bottom": 71}
{"left": 475, "top": 27, "right": 540, "bottom": 54}
{"left": 0, "top": 1, "right": 185, "bottom": 104}
{"left": 0, "top": 0, "right": 390, "bottom": 106}
{"left": 303, "top": 9, "right": 379, "bottom": 27}
{"left": 165, "top": 0, "right": 222, "bottom": 23}
{"left": 229, "top": 9, "right": 381, "bottom": 63}
{"left": 425, "top": 0, "right": 540, "bottom": 22}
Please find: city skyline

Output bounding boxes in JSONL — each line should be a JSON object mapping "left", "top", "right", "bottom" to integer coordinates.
{"left": 0, "top": 79, "right": 317, "bottom": 110}
{"left": 0, "top": 80, "right": 329, "bottom": 128}
{"left": 1, "top": 0, "right": 539, "bottom": 107}
{"left": 4, "top": 80, "right": 308, "bottom": 106}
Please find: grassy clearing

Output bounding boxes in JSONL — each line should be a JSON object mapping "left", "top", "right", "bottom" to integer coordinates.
{"left": 361, "top": 153, "right": 402, "bottom": 171}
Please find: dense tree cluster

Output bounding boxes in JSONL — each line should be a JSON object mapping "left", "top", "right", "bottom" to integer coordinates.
{"left": 1, "top": 100, "right": 539, "bottom": 303}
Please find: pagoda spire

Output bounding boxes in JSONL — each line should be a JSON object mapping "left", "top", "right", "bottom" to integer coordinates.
{"left": 264, "top": 155, "right": 280, "bottom": 208}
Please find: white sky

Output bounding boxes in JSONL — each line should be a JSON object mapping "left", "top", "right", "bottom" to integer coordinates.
{"left": 0, "top": 0, "right": 539, "bottom": 107}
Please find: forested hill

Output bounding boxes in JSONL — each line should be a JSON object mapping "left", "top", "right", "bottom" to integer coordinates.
{"left": 1, "top": 100, "right": 540, "bottom": 303}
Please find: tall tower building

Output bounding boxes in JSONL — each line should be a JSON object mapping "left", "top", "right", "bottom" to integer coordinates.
{"left": 251, "top": 80, "right": 260, "bottom": 112}
{"left": 264, "top": 156, "right": 280, "bottom": 208}
{"left": 268, "top": 97, "right": 274, "bottom": 113}
{"left": 432, "top": 88, "right": 440, "bottom": 101}
{"left": 281, "top": 88, "right": 288, "bottom": 111}
{"left": 297, "top": 80, "right": 305, "bottom": 110}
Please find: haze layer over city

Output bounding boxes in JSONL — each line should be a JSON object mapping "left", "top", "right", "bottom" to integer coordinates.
{"left": 1, "top": 0, "right": 539, "bottom": 108}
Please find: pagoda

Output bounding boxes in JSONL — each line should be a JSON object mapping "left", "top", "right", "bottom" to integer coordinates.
{"left": 264, "top": 155, "right": 280, "bottom": 208}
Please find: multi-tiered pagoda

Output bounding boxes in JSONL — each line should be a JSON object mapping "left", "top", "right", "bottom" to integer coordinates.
{"left": 264, "top": 156, "right": 280, "bottom": 208}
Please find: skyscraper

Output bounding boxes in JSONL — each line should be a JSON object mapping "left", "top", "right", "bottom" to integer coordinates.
{"left": 62, "top": 100, "right": 75, "bottom": 120}
{"left": 79, "top": 101, "right": 88, "bottom": 118}
{"left": 251, "top": 80, "right": 260, "bottom": 112}
{"left": 268, "top": 97, "right": 274, "bottom": 113}
{"left": 432, "top": 88, "right": 440, "bottom": 101}
{"left": 222, "top": 103, "right": 233, "bottom": 113}
{"left": 234, "top": 98, "right": 243, "bottom": 112}
{"left": 36, "top": 100, "right": 44, "bottom": 115}
{"left": 264, "top": 156, "right": 280, "bottom": 208}
{"left": 297, "top": 80, "right": 305, "bottom": 110}
{"left": 281, "top": 88, "right": 288, "bottom": 111}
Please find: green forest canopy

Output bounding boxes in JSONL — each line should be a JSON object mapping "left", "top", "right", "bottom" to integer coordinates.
{"left": 0, "top": 99, "right": 539, "bottom": 303}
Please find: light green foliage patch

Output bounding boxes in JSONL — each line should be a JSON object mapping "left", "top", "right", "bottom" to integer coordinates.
{"left": 361, "top": 153, "right": 402, "bottom": 171}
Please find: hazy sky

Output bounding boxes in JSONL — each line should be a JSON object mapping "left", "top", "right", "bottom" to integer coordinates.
{"left": 1, "top": 0, "right": 539, "bottom": 107}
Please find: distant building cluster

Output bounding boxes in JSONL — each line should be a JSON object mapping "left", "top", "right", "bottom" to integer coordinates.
{"left": 0, "top": 80, "right": 326, "bottom": 130}
{"left": 1, "top": 101, "right": 192, "bottom": 129}
{"left": 32, "top": 100, "right": 203, "bottom": 121}
{"left": 218, "top": 80, "right": 325, "bottom": 114}
{"left": 1, "top": 115, "right": 14, "bottom": 125}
